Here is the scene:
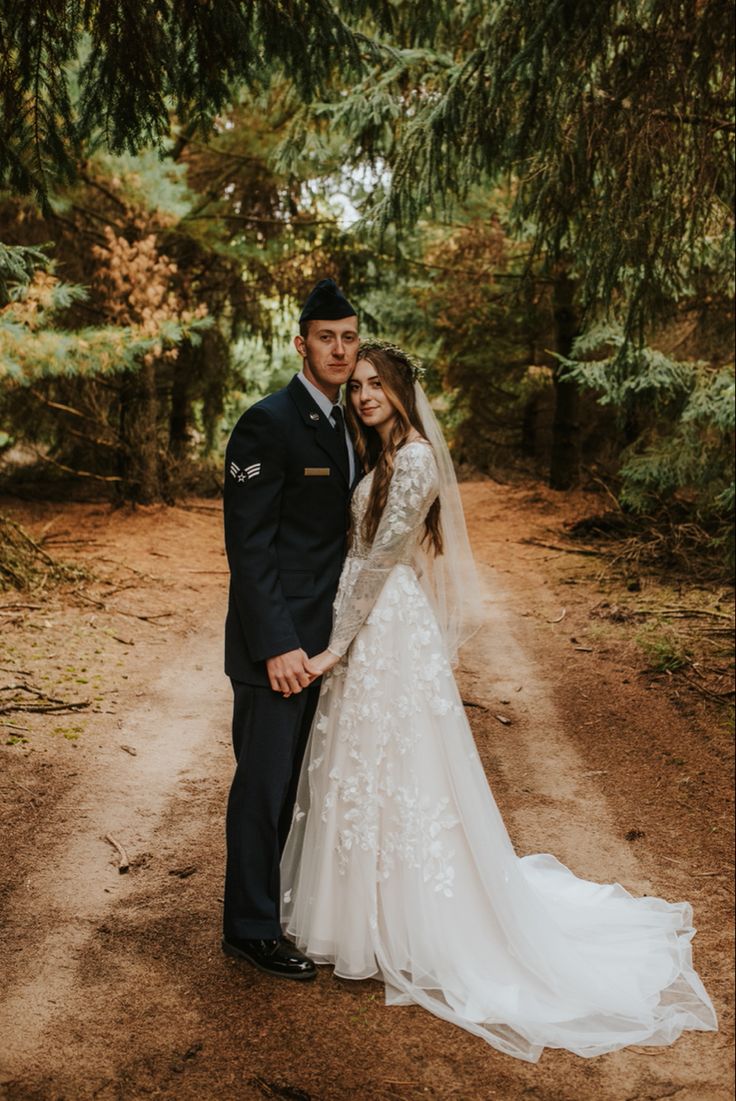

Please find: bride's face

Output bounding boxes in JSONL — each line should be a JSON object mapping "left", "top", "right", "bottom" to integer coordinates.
{"left": 348, "top": 359, "right": 397, "bottom": 432}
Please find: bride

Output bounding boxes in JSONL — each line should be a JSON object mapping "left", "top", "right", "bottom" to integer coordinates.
{"left": 281, "top": 340, "right": 717, "bottom": 1062}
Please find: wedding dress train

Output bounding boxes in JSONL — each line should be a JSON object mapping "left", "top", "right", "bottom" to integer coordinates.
{"left": 281, "top": 442, "right": 717, "bottom": 1061}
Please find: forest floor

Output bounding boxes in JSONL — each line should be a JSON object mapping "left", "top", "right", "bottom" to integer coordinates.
{"left": 0, "top": 479, "right": 733, "bottom": 1101}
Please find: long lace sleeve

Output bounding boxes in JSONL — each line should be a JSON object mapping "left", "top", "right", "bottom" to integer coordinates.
{"left": 328, "top": 443, "right": 439, "bottom": 658}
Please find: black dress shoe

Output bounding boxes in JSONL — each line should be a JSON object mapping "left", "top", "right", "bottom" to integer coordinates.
{"left": 221, "top": 936, "right": 317, "bottom": 980}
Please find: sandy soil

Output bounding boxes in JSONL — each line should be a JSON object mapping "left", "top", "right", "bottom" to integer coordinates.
{"left": 0, "top": 481, "right": 732, "bottom": 1101}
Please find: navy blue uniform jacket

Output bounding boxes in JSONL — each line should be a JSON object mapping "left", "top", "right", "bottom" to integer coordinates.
{"left": 224, "top": 375, "right": 354, "bottom": 687}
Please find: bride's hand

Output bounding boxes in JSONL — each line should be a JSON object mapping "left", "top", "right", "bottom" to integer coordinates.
{"left": 305, "top": 649, "right": 341, "bottom": 679}
{"left": 282, "top": 650, "right": 340, "bottom": 696}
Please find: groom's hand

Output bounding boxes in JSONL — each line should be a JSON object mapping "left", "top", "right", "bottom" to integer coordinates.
{"left": 266, "top": 649, "right": 313, "bottom": 696}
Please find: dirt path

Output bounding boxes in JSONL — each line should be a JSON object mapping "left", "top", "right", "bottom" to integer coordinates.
{"left": 0, "top": 483, "right": 732, "bottom": 1101}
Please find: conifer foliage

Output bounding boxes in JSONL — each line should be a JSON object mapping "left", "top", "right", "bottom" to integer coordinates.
{"left": 381, "top": 0, "right": 735, "bottom": 333}
{"left": 560, "top": 326, "right": 735, "bottom": 561}
{"left": 0, "top": 1, "right": 733, "bottom": 571}
{"left": 0, "top": 0, "right": 382, "bottom": 201}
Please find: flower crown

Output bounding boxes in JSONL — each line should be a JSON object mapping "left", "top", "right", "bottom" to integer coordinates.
{"left": 358, "top": 339, "right": 426, "bottom": 383}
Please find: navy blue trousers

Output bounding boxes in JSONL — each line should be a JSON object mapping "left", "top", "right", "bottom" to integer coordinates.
{"left": 223, "top": 679, "right": 321, "bottom": 940}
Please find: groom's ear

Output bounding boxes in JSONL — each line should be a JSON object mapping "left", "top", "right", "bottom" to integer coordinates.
{"left": 294, "top": 333, "right": 306, "bottom": 358}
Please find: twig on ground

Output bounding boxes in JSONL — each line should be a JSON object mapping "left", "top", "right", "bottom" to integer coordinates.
{"left": 9, "top": 778, "right": 37, "bottom": 796}
{"left": 0, "top": 702, "right": 89, "bottom": 715}
{"left": 72, "top": 590, "right": 105, "bottom": 610}
{"left": 104, "top": 834, "right": 130, "bottom": 873}
{"left": 520, "top": 538, "right": 604, "bottom": 558}
{"left": 116, "top": 609, "right": 174, "bottom": 623}
{"left": 678, "top": 674, "right": 735, "bottom": 702}
{"left": 174, "top": 503, "right": 221, "bottom": 513}
{"left": 71, "top": 588, "right": 173, "bottom": 623}
{"left": 0, "top": 682, "right": 63, "bottom": 698}
{"left": 1, "top": 518, "right": 56, "bottom": 565}
{"left": 97, "top": 557, "right": 161, "bottom": 581}
{"left": 42, "top": 537, "right": 102, "bottom": 547}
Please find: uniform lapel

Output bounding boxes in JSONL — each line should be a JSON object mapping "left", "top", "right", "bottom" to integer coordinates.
{"left": 287, "top": 376, "right": 351, "bottom": 486}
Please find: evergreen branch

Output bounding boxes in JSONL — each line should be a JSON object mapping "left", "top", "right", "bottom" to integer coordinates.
{"left": 63, "top": 423, "right": 123, "bottom": 452}
{"left": 27, "top": 388, "right": 99, "bottom": 423}
{"left": 27, "top": 444, "right": 124, "bottom": 481}
{"left": 78, "top": 169, "right": 130, "bottom": 212}
{"left": 186, "top": 214, "right": 338, "bottom": 227}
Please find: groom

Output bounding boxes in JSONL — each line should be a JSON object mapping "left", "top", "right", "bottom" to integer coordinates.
{"left": 222, "top": 279, "right": 359, "bottom": 979}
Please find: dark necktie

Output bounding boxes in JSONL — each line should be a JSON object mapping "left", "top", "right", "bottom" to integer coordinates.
{"left": 331, "top": 404, "right": 350, "bottom": 475}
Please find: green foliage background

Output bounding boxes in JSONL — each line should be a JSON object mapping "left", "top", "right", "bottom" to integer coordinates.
{"left": 0, "top": 0, "right": 733, "bottom": 568}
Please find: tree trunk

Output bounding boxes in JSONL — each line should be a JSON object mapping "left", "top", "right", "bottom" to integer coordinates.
{"left": 136, "top": 359, "right": 160, "bottom": 503}
{"left": 521, "top": 394, "right": 539, "bottom": 457}
{"left": 169, "top": 344, "right": 193, "bottom": 459}
{"left": 549, "top": 270, "right": 580, "bottom": 490}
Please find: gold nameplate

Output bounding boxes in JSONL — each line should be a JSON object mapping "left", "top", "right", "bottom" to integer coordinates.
{"left": 304, "top": 467, "right": 330, "bottom": 476}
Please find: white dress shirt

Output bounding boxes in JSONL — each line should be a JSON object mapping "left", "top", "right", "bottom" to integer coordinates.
{"left": 297, "top": 371, "right": 356, "bottom": 485}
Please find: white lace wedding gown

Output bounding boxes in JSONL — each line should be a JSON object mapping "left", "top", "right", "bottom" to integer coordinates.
{"left": 281, "top": 441, "right": 717, "bottom": 1062}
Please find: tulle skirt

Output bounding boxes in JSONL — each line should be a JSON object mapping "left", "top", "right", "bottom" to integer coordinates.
{"left": 281, "top": 563, "right": 717, "bottom": 1061}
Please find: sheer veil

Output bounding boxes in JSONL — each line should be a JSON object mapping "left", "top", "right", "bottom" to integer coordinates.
{"left": 414, "top": 383, "right": 486, "bottom": 664}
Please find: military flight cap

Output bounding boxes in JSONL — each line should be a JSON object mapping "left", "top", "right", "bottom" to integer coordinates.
{"left": 299, "top": 278, "right": 357, "bottom": 323}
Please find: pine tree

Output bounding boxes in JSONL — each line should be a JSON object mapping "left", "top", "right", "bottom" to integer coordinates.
{"left": 291, "top": 1, "right": 734, "bottom": 487}
{"left": 381, "top": 1, "right": 734, "bottom": 328}
{"left": 559, "top": 324, "right": 735, "bottom": 563}
{"left": 0, "top": 0, "right": 390, "bottom": 202}
{"left": 0, "top": 90, "right": 378, "bottom": 500}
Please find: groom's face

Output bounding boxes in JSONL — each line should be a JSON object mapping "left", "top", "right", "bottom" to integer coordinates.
{"left": 294, "top": 316, "right": 359, "bottom": 397}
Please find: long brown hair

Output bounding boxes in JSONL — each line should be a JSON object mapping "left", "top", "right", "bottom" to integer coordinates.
{"left": 346, "top": 342, "right": 443, "bottom": 556}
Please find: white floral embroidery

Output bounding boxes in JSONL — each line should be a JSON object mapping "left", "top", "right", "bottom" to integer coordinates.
{"left": 280, "top": 441, "right": 718, "bottom": 1059}
{"left": 301, "top": 443, "right": 463, "bottom": 896}
{"left": 328, "top": 442, "right": 441, "bottom": 658}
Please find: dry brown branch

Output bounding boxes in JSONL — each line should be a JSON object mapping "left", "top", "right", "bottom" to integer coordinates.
{"left": 0, "top": 682, "right": 66, "bottom": 702}
{"left": 116, "top": 609, "right": 173, "bottom": 623}
{"left": 72, "top": 589, "right": 174, "bottom": 623}
{"left": 678, "top": 674, "right": 735, "bottom": 702}
{"left": 520, "top": 538, "right": 605, "bottom": 558}
{"left": 0, "top": 699, "right": 91, "bottom": 715}
{"left": 27, "top": 445, "right": 123, "bottom": 482}
{"left": 173, "top": 502, "right": 222, "bottom": 513}
{"left": 104, "top": 833, "right": 130, "bottom": 873}
{"left": 28, "top": 388, "right": 96, "bottom": 423}
{"left": 2, "top": 518, "right": 55, "bottom": 564}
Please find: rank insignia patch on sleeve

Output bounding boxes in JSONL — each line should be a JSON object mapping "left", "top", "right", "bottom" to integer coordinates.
{"left": 229, "top": 460, "right": 261, "bottom": 482}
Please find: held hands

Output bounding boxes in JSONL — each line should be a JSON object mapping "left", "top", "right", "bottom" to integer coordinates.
{"left": 265, "top": 649, "right": 313, "bottom": 696}
{"left": 307, "top": 649, "right": 340, "bottom": 679}
{"left": 266, "top": 648, "right": 340, "bottom": 698}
